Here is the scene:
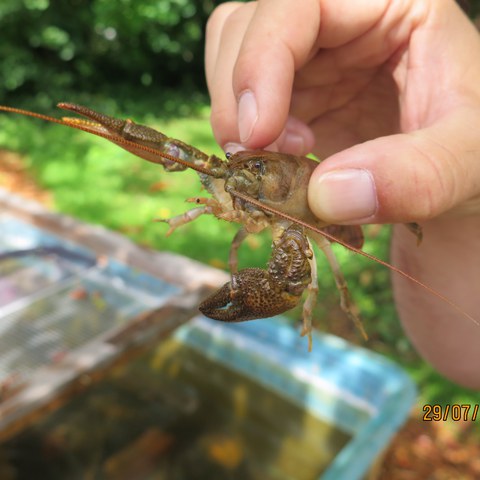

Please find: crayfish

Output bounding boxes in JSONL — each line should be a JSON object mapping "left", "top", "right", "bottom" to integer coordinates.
{"left": 0, "top": 104, "right": 474, "bottom": 351}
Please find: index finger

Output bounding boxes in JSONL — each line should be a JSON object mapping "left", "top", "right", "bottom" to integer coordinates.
{"left": 231, "top": 0, "right": 320, "bottom": 148}
{"left": 230, "top": 0, "right": 389, "bottom": 148}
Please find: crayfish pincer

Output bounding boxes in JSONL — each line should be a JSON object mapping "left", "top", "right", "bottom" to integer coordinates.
{"left": 199, "top": 225, "right": 313, "bottom": 322}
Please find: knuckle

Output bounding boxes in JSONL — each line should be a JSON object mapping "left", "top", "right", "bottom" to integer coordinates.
{"left": 206, "top": 2, "right": 245, "bottom": 38}
{"left": 406, "top": 139, "right": 460, "bottom": 220}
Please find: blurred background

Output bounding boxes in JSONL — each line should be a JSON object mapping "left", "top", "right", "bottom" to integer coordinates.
{"left": 0, "top": 0, "right": 479, "bottom": 478}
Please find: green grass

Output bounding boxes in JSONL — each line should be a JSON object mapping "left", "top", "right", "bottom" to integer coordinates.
{"left": 0, "top": 102, "right": 478, "bottom": 406}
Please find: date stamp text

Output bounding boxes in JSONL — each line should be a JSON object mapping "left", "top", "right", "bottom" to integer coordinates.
{"left": 422, "top": 404, "right": 479, "bottom": 422}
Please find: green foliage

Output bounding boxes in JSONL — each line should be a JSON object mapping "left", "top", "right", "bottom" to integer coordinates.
{"left": 464, "top": 0, "right": 480, "bottom": 16}
{"left": 0, "top": 0, "right": 478, "bottom": 112}
{"left": 0, "top": 0, "right": 228, "bottom": 110}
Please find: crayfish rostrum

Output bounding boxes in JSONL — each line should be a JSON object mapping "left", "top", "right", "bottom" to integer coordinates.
{"left": 0, "top": 103, "right": 458, "bottom": 351}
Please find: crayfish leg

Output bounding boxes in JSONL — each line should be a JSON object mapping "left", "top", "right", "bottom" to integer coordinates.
{"left": 405, "top": 222, "right": 423, "bottom": 245}
{"left": 185, "top": 197, "right": 222, "bottom": 209}
{"left": 155, "top": 197, "right": 226, "bottom": 236}
{"left": 228, "top": 222, "right": 271, "bottom": 275}
{"left": 301, "top": 240, "right": 318, "bottom": 352}
{"left": 229, "top": 227, "right": 249, "bottom": 275}
{"left": 219, "top": 210, "right": 269, "bottom": 233}
{"left": 312, "top": 233, "right": 368, "bottom": 340}
{"left": 154, "top": 206, "right": 212, "bottom": 236}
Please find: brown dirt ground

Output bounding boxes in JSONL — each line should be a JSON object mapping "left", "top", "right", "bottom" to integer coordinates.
{"left": 0, "top": 150, "right": 52, "bottom": 206}
{"left": 378, "top": 412, "right": 480, "bottom": 480}
{"left": 1, "top": 150, "right": 479, "bottom": 480}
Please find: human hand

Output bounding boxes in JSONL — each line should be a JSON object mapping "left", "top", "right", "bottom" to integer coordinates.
{"left": 205, "top": 0, "right": 480, "bottom": 225}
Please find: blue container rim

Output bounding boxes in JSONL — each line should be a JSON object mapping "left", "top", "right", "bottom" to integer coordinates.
{"left": 176, "top": 315, "right": 417, "bottom": 480}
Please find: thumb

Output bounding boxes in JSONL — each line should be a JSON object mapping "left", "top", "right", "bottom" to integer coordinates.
{"left": 308, "top": 108, "right": 480, "bottom": 224}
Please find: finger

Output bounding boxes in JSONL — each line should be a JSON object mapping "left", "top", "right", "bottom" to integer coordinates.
{"left": 205, "top": 2, "right": 245, "bottom": 93}
{"left": 224, "top": 116, "right": 315, "bottom": 156}
{"left": 274, "top": 116, "right": 316, "bottom": 155}
{"left": 230, "top": 0, "right": 320, "bottom": 148}
{"left": 207, "top": 3, "right": 258, "bottom": 147}
{"left": 308, "top": 107, "right": 480, "bottom": 224}
{"left": 290, "top": 76, "right": 372, "bottom": 127}
{"left": 313, "top": 0, "right": 389, "bottom": 48}
{"left": 231, "top": 0, "right": 392, "bottom": 149}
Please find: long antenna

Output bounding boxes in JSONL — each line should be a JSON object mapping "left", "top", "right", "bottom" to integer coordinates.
{"left": 0, "top": 105, "right": 216, "bottom": 177}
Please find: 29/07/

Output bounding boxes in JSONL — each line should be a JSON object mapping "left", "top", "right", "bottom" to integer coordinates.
{"left": 423, "top": 404, "right": 479, "bottom": 422}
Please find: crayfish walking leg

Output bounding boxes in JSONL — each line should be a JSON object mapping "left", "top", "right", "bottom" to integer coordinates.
{"left": 311, "top": 232, "right": 368, "bottom": 340}
{"left": 301, "top": 242, "right": 319, "bottom": 351}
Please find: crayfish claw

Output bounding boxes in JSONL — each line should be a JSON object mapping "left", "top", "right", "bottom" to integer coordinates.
{"left": 198, "top": 280, "right": 249, "bottom": 322}
{"left": 200, "top": 225, "right": 313, "bottom": 327}
{"left": 153, "top": 218, "right": 176, "bottom": 237}
{"left": 199, "top": 268, "right": 300, "bottom": 322}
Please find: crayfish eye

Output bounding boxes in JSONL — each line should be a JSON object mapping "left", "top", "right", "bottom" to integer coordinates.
{"left": 225, "top": 152, "right": 232, "bottom": 160}
{"left": 252, "top": 160, "right": 264, "bottom": 175}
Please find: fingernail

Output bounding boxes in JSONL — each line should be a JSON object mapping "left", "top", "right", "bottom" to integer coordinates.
{"left": 238, "top": 90, "right": 258, "bottom": 143}
{"left": 311, "top": 169, "right": 378, "bottom": 222}
{"left": 223, "top": 142, "right": 245, "bottom": 154}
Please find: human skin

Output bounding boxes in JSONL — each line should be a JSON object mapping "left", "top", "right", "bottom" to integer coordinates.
{"left": 205, "top": 0, "right": 480, "bottom": 388}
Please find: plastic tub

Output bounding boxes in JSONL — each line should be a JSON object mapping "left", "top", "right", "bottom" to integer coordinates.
{"left": 176, "top": 315, "right": 417, "bottom": 480}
